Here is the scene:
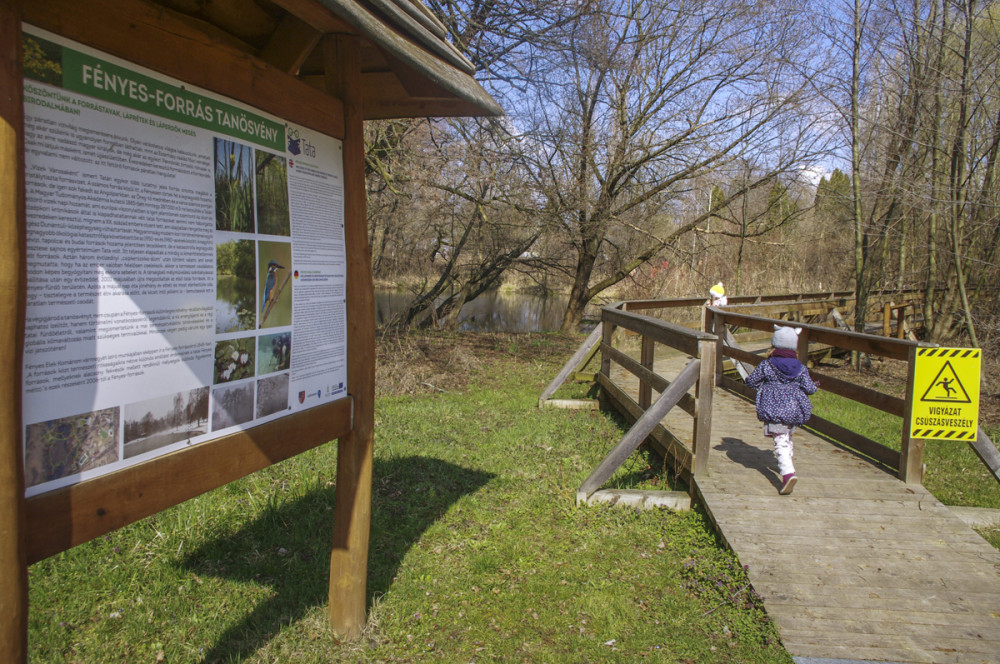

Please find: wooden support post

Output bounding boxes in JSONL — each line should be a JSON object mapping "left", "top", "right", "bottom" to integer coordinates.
{"left": 714, "top": 315, "right": 725, "bottom": 384}
{"left": 883, "top": 303, "right": 892, "bottom": 337}
{"left": 829, "top": 306, "right": 850, "bottom": 331}
{"left": 970, "top": 427, "right": 1000, "bottom": 486}
{"left": 578, "top": 359, "right": 702, "bottom": 502}
{"left": 796, "top": 323, "right": 809, "bottom": 366}
{"left": 324, "top": 34, "right": 375, "bottom": 640}
{"left": 600, "top": 319, "right": 613, "bottom": 379}
{"left": 638, "top": 336, "right": 654, "bottom": 410}
{"left": 899, "top": 345, "right": 924, "bottom": 484}
{"left": 0, "top": 2, "right": 28, "bottom": 660}
{"left": 598, "top": 317, "right": 614, "bottom": 411}
{"left": 692, "top": 339, "right": 716, "bottom": 478}
{"left": 538, "top": 323, "right": 602, "bottom": 407}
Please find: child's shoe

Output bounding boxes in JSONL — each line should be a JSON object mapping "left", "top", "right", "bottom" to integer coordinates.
{"left": 779, "top": 473, "right": 797, "bottom": 495}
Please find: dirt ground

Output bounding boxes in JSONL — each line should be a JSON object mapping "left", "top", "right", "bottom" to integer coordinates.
{"left": 375, "top": 331, "right": 580, "bottom": 397}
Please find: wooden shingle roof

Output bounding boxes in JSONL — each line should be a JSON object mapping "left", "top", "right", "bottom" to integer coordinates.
{"left": 151, "top": 0, "right": 502, "bottom": 119}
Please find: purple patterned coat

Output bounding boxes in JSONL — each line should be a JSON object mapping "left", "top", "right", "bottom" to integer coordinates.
{"left": 745, "top": 357, "right": 818, "bottom": 426}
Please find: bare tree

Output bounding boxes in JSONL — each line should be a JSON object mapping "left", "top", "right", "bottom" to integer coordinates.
{"left": 841, "top": 0, "right": 1000, "bottom": 344}
{"left": 707, "top": 162, "right": 808, "bottom": 294}
{"left": 806, "top": 0, "right": 1000, "bottom": 349}
{"left": 512, "top": 0, "right": 829, "bottom": 329}
{"left": 378, "top": 118, "right": 544, "bottom": 330}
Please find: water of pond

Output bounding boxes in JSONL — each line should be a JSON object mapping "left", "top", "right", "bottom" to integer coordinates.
{"left": 216, "top": 275, "right": 257, "bottom": 333}
{"left": 375, "top": 290, "right": 597, "bottom": 333}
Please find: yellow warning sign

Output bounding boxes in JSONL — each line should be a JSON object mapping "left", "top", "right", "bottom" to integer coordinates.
{"left": 910, "top": 347, "right": 981, "bottom": 440}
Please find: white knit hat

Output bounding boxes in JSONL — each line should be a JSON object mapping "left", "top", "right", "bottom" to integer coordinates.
{"left": 772, "top": 325, "right": 801, "bottom": 350}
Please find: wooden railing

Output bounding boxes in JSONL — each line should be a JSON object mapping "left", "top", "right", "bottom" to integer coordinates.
{"left": 542, "top": 290, "right": 941, "bottom": 409}
{"left": 620, "top": 289, "right": 856, "bottom": 313}
{"left": 545, "top": 291, "right": 999, "bottom": 499}
{"left": 704, "top": 306, "right": 1000, "bottom": 486}
{"left": 625, "top": 287, "right": 938, "bottom": 338}
{"left": 575, "top": 303, "right": 716, "bottom": 503}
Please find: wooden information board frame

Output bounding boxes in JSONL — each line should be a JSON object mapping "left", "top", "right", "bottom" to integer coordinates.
{"left": 0, "top": 0, "right": 383, "bottom": 656}
{"left": 2, "top": 0, "right": 499, "bottom": 656}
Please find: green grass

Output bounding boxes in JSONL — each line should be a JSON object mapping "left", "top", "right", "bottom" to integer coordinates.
{"left": 28, "top": 333, "right": 788, "bottom": 663}
{"left": 811, "top": 391, "right": 1000, "bottom": 509}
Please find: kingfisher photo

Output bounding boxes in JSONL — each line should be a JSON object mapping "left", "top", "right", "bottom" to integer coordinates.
{"left": 257, "top": 240, "right": 292, "bottom": 329}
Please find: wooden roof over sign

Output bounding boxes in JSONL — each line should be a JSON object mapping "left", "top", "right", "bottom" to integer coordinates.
{"left": 145, "top": 0, "right": 503, "bottom": 120}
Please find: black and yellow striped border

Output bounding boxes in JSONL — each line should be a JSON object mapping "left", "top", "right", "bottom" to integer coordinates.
{"left": 917, "top": 347, "right": 980, "bottom": 359}
{"left": 910, "top": 428, "right": 976, "bottom": 440}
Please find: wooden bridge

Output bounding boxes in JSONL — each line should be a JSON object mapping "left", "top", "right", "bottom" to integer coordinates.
{"left": 541, "top": 291, "right": 1000, "bottom": 663}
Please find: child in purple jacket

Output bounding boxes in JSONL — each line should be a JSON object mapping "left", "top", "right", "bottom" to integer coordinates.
{"left": 745, "top": 325, "right": 818, "bottom": 495}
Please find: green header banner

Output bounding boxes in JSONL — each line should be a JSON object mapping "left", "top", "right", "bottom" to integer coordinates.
{"left": 58, "top": 47, "right": 284, "bottom": 152}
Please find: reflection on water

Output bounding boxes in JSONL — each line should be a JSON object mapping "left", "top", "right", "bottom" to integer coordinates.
{"left": 216, "top": 275, "right": 257, "bottom": 333}
{"left": 376, "top": 290, "right": 591, "bottom": 333}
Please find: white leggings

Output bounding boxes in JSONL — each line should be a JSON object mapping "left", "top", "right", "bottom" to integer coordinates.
{"left": 773, "top": 431, "right": 795, "bottom": 476}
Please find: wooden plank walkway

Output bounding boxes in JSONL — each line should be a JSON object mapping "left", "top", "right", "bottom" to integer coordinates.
{"left": 610, "top": 354, "right": 1000, "bottom": 663}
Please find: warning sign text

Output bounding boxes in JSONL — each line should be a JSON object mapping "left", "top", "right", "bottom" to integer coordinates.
{"left": 909, "top": 347, "right": 981, "bottom": 441}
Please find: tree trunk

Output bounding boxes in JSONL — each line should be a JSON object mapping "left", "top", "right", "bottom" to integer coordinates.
{"left": 947, "top": 0, "right": 977, "bottom": 347}
{"left": 561, "top": 236, "right": 600, "bottom": 331}
{"left": 851, "top": 0, "right": 868, "bottom": 341}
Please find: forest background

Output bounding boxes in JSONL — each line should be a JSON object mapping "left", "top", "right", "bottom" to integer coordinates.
{"left": 365, "top": 0, "right": 1000, "bottom": 358}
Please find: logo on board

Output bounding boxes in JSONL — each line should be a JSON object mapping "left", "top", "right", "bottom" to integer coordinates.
{"left": 286, "top": 127, "right": 316, "bottom": 158}
{"left": 909, "top": 348, "right": 980, "bottom": 441}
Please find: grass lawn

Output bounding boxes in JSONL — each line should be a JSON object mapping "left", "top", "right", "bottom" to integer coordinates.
{"left": 28, "top": 332, "right": 789, "bottom": 663}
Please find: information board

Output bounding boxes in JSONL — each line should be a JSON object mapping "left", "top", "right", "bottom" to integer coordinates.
{"left": 21, "top": 26, "right": 348, "bottom": 497}
{"left": 909, "top": 347, "right": 981, "bottom": 441}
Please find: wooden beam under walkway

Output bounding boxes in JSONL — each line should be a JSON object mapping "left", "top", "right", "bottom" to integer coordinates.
{"left": 676, "top": 369, "right": 1000, "bottom": 662}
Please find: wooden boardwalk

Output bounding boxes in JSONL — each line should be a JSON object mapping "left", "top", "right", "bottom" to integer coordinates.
{"left": 611, "top": 355, "right": 1000, "bottom": 664}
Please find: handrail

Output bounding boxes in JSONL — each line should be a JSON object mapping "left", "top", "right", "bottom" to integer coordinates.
{"left": 623, "top": 286, "right": 990, "bottom": 316}
{"left": 711, "top": 308, "right": 925, "bottom": 361}
{"left": 580, "top": 302, "right": 716, "bottom": 499}
{"left": 622, "top": 287, "right": 990, "bottom": 339}
{"left": 706, "top": 306, "right": 935, "bottom": 483}
{"left": 971, "top": 427, "right": 1000, "bottom": 485}
{"left": 602, "top": 307, "right": 714, "bottom": 357}
{"left": 622, "top": 290, "right": 856, "bottom": 312}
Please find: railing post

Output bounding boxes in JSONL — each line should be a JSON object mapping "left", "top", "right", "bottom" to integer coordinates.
{"left": 713, "top": 311, "right": 725, "bottom": 383}
{"left": 0, "top": 5, "right": 28, "bottom": 661}
{"left": 692, "top": 338, "right": 716, "bottom": 478}
{"left": 598, "top": 315, "right": 614, "bottom": 411}
{"left": 900, "top": 345, "right": 924, "bottom": 483}
{"left": 795, "top": 323, "right": 809, "bottom": 366}
{"left": 600, "top": 317, "right": 613, "bottom": 378}
{"left": 703, "top": 306, "right": 726, "bottom": 383}
{"left": 639, "top": 335, "right": 654, "bottom": 410}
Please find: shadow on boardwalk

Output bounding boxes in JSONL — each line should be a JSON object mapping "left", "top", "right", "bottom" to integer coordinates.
{"left": 695, "top": 387, "right": 1000, "bottom": 663}
{"left": 715, "top": 436, "right": 783, "bottom": 492}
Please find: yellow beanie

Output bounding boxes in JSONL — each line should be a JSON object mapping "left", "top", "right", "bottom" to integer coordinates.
{"left": 709, "top": 282, "right": 725, "bottom": 297}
